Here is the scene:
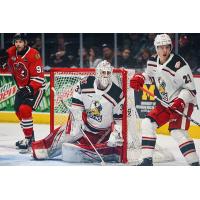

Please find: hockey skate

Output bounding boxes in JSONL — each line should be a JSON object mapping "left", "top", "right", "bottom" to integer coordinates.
{"left": 137, "top": 157, "right": 153, "bottom": 166}
{"left": 16, "top": 133, "right": 35, "bottom": 153}
{"left": 190, "top": 162, "right": 199, "bottom": 166}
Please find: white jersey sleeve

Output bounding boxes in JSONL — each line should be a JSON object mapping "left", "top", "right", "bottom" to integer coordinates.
{"left": 175, "top": 63, "right": 196, "bottom": 104}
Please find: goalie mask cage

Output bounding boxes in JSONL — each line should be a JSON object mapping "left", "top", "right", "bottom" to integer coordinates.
{"left": 50, "top": 68, "right": 174, "bottom": 164}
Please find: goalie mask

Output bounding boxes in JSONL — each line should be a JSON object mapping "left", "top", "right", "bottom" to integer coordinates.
{"left": 96, "top": 60, "right": 113, "bottom": 89}
{"left": 154, "top": 34, "right": 172, "bottom": 51}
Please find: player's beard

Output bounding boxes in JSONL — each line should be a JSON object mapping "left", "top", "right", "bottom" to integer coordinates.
{"left": 96, "top": 78, "right": 110, "bottom": 90}
{"left": 16, "top": 44, "right": 26, "bottom": 52}
{"left": 16, "top": 46, "right": 24, "bottom": 52}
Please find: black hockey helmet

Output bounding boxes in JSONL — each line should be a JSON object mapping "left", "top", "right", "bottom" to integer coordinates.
{"left": 13, "top": 33, "right": 27, "bottom": 44}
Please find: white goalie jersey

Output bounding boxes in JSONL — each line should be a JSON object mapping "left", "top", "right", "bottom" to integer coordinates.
{"left": 143, "top": 53, "right": 197, "bottom": 105}
{"left": 71, "top": 76, "right": 124, "bottom": 134}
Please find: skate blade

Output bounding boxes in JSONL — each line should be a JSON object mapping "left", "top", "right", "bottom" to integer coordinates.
{"left": 19, "top": 147, "right": 32, "bottom": 154}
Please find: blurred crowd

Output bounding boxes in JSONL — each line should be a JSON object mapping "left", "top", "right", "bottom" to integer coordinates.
{"left": 1, "top": 33, "right": 200, "bottom": 73}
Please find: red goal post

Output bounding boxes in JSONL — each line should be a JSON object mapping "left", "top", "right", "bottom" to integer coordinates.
{"left": 50, "top": 68, "right": 128, "bottom": 163}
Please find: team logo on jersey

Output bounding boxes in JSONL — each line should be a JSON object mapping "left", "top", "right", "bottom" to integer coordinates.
{"left": 87, "top": 100, "right": 102, "bottom": 122}
{"left": 11, "top": 56, "right": 16, "bottom": 61}
{"left": 23, "top": 57, "right": 28, "bottom": 62}
{"left": 13, "top": 62, "right": 28, "bottom": 80}
{"left": 35, "top": 53, "right": 40, "bottom": 60}
{"left": 158, "top": 77, "right": 168, "bottom": 102}
{"left": 80, "top": 77, "right": 88, "bottom": 85}
{"left": 175, "top": 61, "right": 181, "bottom": 69}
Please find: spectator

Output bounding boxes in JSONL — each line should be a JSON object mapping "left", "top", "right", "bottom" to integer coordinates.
{"left": 32, "top": 36, "right": 42, "bottom": 54}
{"left": 102, "top": 43, "right": 115, "bottom": 66}
{"left": 178, "top": 34, "right": 198, "bottom": 71}
{"left": 89, "top": 46, "right": 102, "bottom": 68}
{"left": 48, "top": 34, "right": 77, "bottom": 68}
{"left": 76, "top": 47, "right": 90, "bottom": 68}
{"left": 123, "top": 33, "right": 146, "bottom": 59}
{"left": 117, "top": 47, "right": 136, "bottom": 68}
{"left": 49, "top": 34, "right": 67, "bottom": 67}
{"left": 143, "top": 33, "right": 156, "bottom": 55}
{"left": 136, "top": 48, "right": 151, "bottom": 71}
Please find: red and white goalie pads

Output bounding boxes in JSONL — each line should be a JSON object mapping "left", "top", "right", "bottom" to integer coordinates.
{"left": 32, "top": 123, "right": 83, "bottom": 160}
{"left": 62, "top": 143, "right": 121, "bottom": 163}
{"left": 32, "top": 114, "right": 123, "bottom": 162}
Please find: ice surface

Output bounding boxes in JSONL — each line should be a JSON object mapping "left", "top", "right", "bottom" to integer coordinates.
{"left": 0, "top": 123, "right": 199, "bottom": 166}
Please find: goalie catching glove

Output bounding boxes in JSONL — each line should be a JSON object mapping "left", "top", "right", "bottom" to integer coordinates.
{"left": 107, "top": 124, "right": 123, "bottom": 147}
{"left": 18, "top": 86, "right": 34, "bottom": 98}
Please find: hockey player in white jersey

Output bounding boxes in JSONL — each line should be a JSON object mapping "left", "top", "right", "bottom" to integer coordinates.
{"left": 130, "top": 34, "right": 199, "bottom": 166}
{"left": 32, "top": 60, "right": 124, "bottom": 163}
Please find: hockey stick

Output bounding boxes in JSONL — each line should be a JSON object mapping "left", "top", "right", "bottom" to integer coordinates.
{"left": 51, "top": 87, "right": 106, "bottom": 165}
{"left": 79, "top": 128, "right": 105, "bottom": 165}
{"left": 140, "top": 87, "right": 200, "bottom": 126}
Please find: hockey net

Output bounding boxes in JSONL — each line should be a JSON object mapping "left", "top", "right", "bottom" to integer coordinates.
{"left": 50, "top": 68, "right": 174, "bottom": 164}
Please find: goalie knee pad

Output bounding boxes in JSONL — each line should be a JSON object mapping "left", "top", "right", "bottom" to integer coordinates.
{"left": 171, "top": 129, "right": 199, "bottom": 165}
{"left": 140, "top": 118, "right": 158, "bottom": 159}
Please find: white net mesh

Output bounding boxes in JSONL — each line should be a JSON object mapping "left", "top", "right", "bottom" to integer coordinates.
{"left": 53, "top": 71, "right": 95, "bottom": 127}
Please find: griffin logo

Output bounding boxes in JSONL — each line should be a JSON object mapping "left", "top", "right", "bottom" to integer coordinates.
{"left": 87, "top": 100, "right": 103, "bottom": 122}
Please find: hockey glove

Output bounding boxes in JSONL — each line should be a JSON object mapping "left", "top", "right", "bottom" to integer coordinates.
{"left": 169, "top": 98, "right": 185, "bottom": 120}
{"left": 0, "top": 49, "right": 8, "bottom": 69}
{"left": 130, "top": 73, "right": 145, "bottom": 91}
{"left": 18, "top": 86, "right": 34, "bottom": 98}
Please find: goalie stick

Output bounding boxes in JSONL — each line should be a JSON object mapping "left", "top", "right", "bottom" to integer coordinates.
{"left": 51, "top": 87, "right": 106, "bottom": 165}
{"left": 140, "top": 87, "right": 200, "bottom": 127}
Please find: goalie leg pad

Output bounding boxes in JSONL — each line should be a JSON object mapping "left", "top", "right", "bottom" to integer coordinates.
{"left": 141, "top": 118, "right": 158, "bottom": 159}
{"left": 32, "top": 139, "right": 49, "bottom": 159}
{"left": 32, "top": 125, "right": 83, "bottom": 160}
{"left": 171, "top": 129, "right": 199, "bottom": 165}
{"left": 62, "top": 143, "right": 121, "bottom": 163}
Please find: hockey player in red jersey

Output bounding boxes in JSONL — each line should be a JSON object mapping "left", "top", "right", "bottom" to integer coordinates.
{"left": 130, "top": 33, "right": 199, "bottom": 166}
{"left": 0, "top": 33, "right": 45, "bottom": 152}
{"left": 32, "top": 60, "right": 124, "bottom": 163}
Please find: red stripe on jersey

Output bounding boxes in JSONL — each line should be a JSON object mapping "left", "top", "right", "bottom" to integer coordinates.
{"left": 71, "top": 103, "right": 84, "bottom": 107}
{"left": 102, "top": 94, "right": 115, "bottom": 106}
{"left": 148, "top": 64, "right": 157, "bottom": 67}
{"left": 142, "top": 136, "right": 156, "bottom": 140}
{"left": 162, "top": 68, "right": 175, "bottom": 76}
{"left": 179, "top": 140, "right": 193, "bottom": 148}
{"left": 183, "top": 149, "right": 196, "bottom": 157}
